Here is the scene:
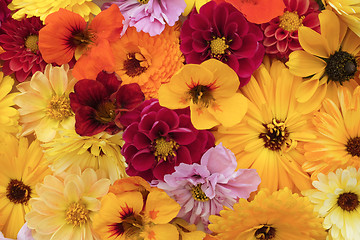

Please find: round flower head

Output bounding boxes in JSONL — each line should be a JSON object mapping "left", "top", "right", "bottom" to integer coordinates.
{"left": 121, "top": 99, "right": 215, "bottom": 181}
{"left": 14, "top": 64, "right": 77, "bottom": 142}
{"left": 26, "top": 168, "right": 111, "bottom": 240}
{"left": 0, "top": 17, "right": 46, "bottom": 82}
{"left": 102, "top": 0, "right": 186, "bottom": 36}
{"left": 209, "top": 188, "right": 326, "bottom": 240}
{"left": 180, "top": 1, "right": 265, "bottom": 86}
{"left": 158, "top": 59, "right": 248, "bottom": 130}
{"left": 156, "top": 143, "right": 261, "bottom": 228}
{"left": 303, "top": 167, "right": 360, "bottom": 240}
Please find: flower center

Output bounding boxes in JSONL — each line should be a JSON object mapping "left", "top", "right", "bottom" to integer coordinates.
{"left": 71, "top": 30, "right": 94, "bottom": 47}
{"left": 47, "top": 95, "right": 73, "bottom": 120}
{"left": 279, "top": 11, "right": 304, "bottom": 32}
{"left": 25, "top": 35, "right": 39, "bottom": 53}
{"left": 325, "top": 50, "right": 358, "bottom": 84}
{"left": 191, "top": 184, "right": 209, "bottom": 202}
{"left": 109, "top": 208, "right": 144, "bottom": 238}
{"left": 95, "top": 101, "right": 117, "bottom": 124}
{"left": 153, "top": 137, "right": 179, "bottom": 161}
{"left": 210, "top": 37, "right": 229, "bottom": 57}
{"left": 138, "top": 0, "right": 149, "bottom": 3}
{"left": 6, "top": 179, "right": 31, "bottom": 204}
{"left": 188, "top": 85, "right": 214, "bottom": 107}
{"left": 66, "top": 202, "right": 89, "bottom": 226}
{"left": 337, "top": 192, "right": 359, "bottom": 211}
{"left": 346, "top": 136, "right": 360, "bottom": 157}
{"left": 123, "top": 53, "right": 148, "bottom": 78}
{"left": 255, "top": 225, "right": 276, "bottom": 240}
{"left": 259, "top": 119, "right": 289, "bottom": 151}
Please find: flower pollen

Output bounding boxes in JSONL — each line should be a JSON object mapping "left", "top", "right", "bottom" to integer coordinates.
{"left": 153, "top": 137, "right": 179, "bottom": 161}
{"left": 95, "top": 101, "right": 116, "bottom": 124}
{"left": 325, "top": 50, "right": 358, "bottom": 84}
{"left": 70, "top": 29, "right": 95, "bottom": 48}
{"left": 123, "top": 53, "right": 149, "bottom": 78}
{"left": 210, "top": 37, "right": 229, "bottom": 58}
{"left": 138, "top": 0, "right": 149, "bottom": 4}
{"left": 25, "top": 35, "right": 39, "bottom": 53}
{"left": 279, "top": 11, "right": 304, "bottom": 32}
{"left": 337, "top": 192, "right": 359, "bottom": 211}
{"left": 6, "top": 179, "right": 31, "bottom": 204}
{"left": 47, "top": 95, "right": 73, "bottom": 120}
{"left": 188, "top": 85, "right": 215, "bottom": 107}
{"left": 191, "top": 184, "right": 209, "bottom": 202}
{"left": 259, "top": 119, "right": 289, "bottom": 151}
{"left": 65, "top": 202, "right": 89, "bottom": 226}
{"left": 255, "top": 225, "right": 276, "bottom": 240}
{"left": 346, "top": 137, "right": 360, "bottom": 157}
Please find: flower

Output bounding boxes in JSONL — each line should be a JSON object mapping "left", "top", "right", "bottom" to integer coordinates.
{"left": 208, "top": 188, "right": 326, "bottom": 240}
{"left": 8, "top": 0, "right": 100, "bottom": 22}
{"left": 42, "top": 129, "right": 127, "bottom": 184}
{"left": 180, "top": 1, "right": 265, "bottom": 86}
{"left": 215, "top": 59, "right": 323, "bottom": 194}
{"left": 155, "top": 143, "right": 261, "bottom": 228}
{"left": 26, "top": 168, "right": 111, "bottom": 240}
{"left": 121, "top": 99, "right": 215, "bottom": 181}
{"left": 303, "top": 86, "right": 360, "bottom": 178}
{"left": 69, "top": 71, "right": 144, "bottom": 136}
{"left": 0, "top": 135, "right": 51, "bottom": 239}
{"left": 0, "top": 17, "right": 46, "bottom": 82}
{"left": 183, "top": 0, "right": 211, "bottom": 16}
{"left": 14, "top": 64, "right": 77, "bottom": 142}
{"left": 170, "top": 218, "right": 206, "bottom": 240}
{"left": 92, "top": 177, "right": 181, "bottom": 240}
{"left": 261, "top": 0, "right": 320, "bottom": 60}
{"left": 38, "top": 5, "right": 124, "bottom": 80}
{"left": 110, "top": 25, "right": 184, "bottom": 99}
{"left": 158, "top": 59, "right": 248, "bottom": 130}
{"left": 0, "top": 0, "right": 11, "bottom": 27}
{"left": 302, "top": 167, "right": 360, "bottom": 240}
{"left": 102, "top": 0, "right": 186, "bottom": 36}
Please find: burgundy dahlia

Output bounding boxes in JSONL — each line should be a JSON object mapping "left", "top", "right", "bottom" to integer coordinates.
{"left": 0, "top": 17, "right": 46, "bottom": 82}
{"left": 70, "top": 71, "right": 145, "bottom": 136}
{"left": 0, "top": 0, "right": 11, "bottom": 28}
{"left": 180, "top": 1, "right": 265, "bottom": 87}
{"left": 261, "top": 0, "right": 320, "bottom": 60}
{"left": 121, "top": 99, "right": 215, "bottom": 182}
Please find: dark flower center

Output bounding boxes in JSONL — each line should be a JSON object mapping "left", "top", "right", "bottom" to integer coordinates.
{"left": 65, "top": 202, "right": 89, "bottom": 226}
{"left": 255, "top": 225, "right": 276, "bottom": 240}
{"left": 279, "top": 11, "right": 304, "bottom": 32}
{"left": 210, "top": 37, "right": 229, "bottom": 58}
{"left": 153, "top": 137, "right": 179, "bottom": 161}
{"left": 123, "top": 53, "right": 148, "bottom": 77}
{"left": 25, "top": 35, "right": 39, "bottom": 53}
{"left": 337, "top": 192, "right": 359, "bottom": 211}
{"left": 259, "top": 119, "right": 289, "bottom": 151}
{"left": 191, "top": 184, "right": 209, "bottom": 202}
{"left": 108, "top": 207, "right": 143, "bottom": 238}
{"left": 95, "top": 101, "right": 117, "bottom": 124}
{"left": 188, "top": 85, "right": 214, "bottom": 107}
{"left": 325, "top": 50, "right": 358, "bottom": 84}
{"left": 6, "top": 179, "right": 31, "bottom": 204}
{"left": 71, "top": 29, "right": 95, "bottom": 47}
{"left": 47, "top": 95, "right": 74, "bottom": 120}
{"left": 346, "top": 137, "right": 360, "bottom": 157}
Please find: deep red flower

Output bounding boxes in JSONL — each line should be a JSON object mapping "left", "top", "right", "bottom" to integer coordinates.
{"left": 0, "top": 17, "right": 46, "bottom": 82}
{"left": 69, "top": 71, "right": 144, "bottom": 136}
{"left": 121, "top": 99, "right": 215, "bottom": 182}
{"left": 180, "top": 1, "right": 264, "bottom": 87}
{"left": 0, "top": 0, "right": 11, "bottom": 28}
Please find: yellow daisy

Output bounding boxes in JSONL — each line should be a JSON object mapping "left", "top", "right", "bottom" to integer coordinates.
{"left": 8, "top": 0, "right": 100, "bottom": 21}
{"left": 303, "top": 167, "right": 360, "bottom": 240}
{"left": 42, "top": 129, "right": 127, "bottom": 184}
{"left": 26, "top": 167, "right": 110, "bottom": 240}
{"left": 0, "top": 135, "right": 51, "bottom": 239}
{"left": 303, "top": 85, "right": 360, "bottom": 178}
{"left": 14, "top": 64, "right": 77, "bottom": 142}
{"left": 215, "top": 59, "right": 323, "bottom": 194}
{"left": 209, "top": 188, "right": 326, "bottom": 240}
{"left": 286, "top": 9, "right": 360, "bottom": 103}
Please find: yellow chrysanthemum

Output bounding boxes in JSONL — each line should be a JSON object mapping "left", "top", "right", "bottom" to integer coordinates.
{"left": 209, "top": 188, "right": 326, "bottom": 240}
{"left": 42, "top": 129, "right": 127, "bottom": 184}
{"left": 303, "top": 167, "right": 360, "bottom": 240}
{"left": 286, "top": 10, "right": 360, "bottom": 104}
{"left": 26, "top": 168, "right": 110, "bottom": 240}
{"left": 14, "top": 64, "right": 77, "bottom": 142}
{"left": 8, "top": 0, "right": 100, "bottom": 21}
{"left": 215, "top": 59, "right": 323, "bottom": 194}
{"left": 303, "top": 86, "right": 360, "bottom": 178}
{"left": 0, "top": 135, "right": 51, "bottom": 239}
{"left": 0, "top": 72, "right": 20, "bottom": 137}
{"left": 183, "top": 0, "right": 211, "bottom": 16}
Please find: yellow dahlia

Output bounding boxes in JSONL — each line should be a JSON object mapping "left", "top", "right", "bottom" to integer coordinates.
{"left": 42, "top": 129, "right": 127, "bottom": 184}
{"left": 215, "top": 59, "right": 323, "bottom": 194}
{"left": 286, "top": 9, "right": 360, "bottom": 104}
{"left": 8, "top": 0, "right": 100, "bottom": 22}
{"left": 0, "top": 135, "right": 51, "bottom": 239}
{"left": 303, "top": 85, "right": 360, "bottom": 178}
{"left": 26, "top": 168, "right": 110, "bottom": 240}
{"left": 14, "top": 64, "right": 77, "bottom": 142}
{"left": 112, "top": 25, "right": 184, "bottom": 99}
{"left": 209, "top": 188, "right": 326, "bottom": 240}
{"left": 303, "top": 167, "right": 360, "bottom": 240}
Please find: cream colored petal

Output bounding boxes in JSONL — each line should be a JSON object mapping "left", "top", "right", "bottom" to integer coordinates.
{"left": 87, "top": 178, "right": 111, "bottom": 199}
{"left": 49, "top": 66, "right": 68, "bottom": 96}
{"left": 29, "top": 71, "right": 53, "bottom": 99}
{"left": 286, "top": 51, "right": 327, "bottom": 77}
{"left": 298, "top": 26, "right": 331, "bottom": 58}
{"left": 50, "top": 223, "right": 74, "bottom": 240}
{"left": 34, "top": 117, "right": 59, "bottom": 142}
{"left": 35, "top": 215, "right": 64, "bottom": 235}
{"left": 64, "top": 181, "right": 81, "bottom": 203}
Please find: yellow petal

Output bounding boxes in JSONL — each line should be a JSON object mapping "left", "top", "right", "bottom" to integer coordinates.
{"left": 319, "top": 10, "right": 340, "bottom": 53}
{"left": 286, "top": 51, "right": 326, "bottom": 77}
{"left": 158, "top": 84, "right": 189, "bottom": 110}
{"left": 183, "top": 0, "right": 195, "bottom": 16}
{"left": 295, "top": 78, "right": 319, "bottom": 103}
{"left": 190, "top": 102, "right": 219, "bottom": 129}
{"left": 144, "top": 224, "right": 179, "bottom": 240}
{"left": 298, "top": 26, "right": 331, "bottom": 58}
{"left": 296, "top": 82, "right": 326, "bottom": 114}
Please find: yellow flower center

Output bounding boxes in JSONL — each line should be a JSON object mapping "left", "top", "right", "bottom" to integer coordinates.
{"left": 255, "top": 225, "right": 276, "bottom": 240}
{"left": 337, "top": 192, "right": 359, "bottom": 211}
{"left": 47, "top": 95, "right": 73, "bottom": 120}
{"left": 66, "top": 202, "right": 89, "bottom": 226}
{"left": 259, "top": 118, "right": 290, "bottom": 151}
{"left": 138, "top": 0, "right": 149, "bottom": 3}
{"left": 95, "top": 101, "right": 117, "bottom": 124}
{"left": 346, "top": 136, "right": 360, "bottom": 157}
{"left": 6, "top": 179, "right": 31, "bottom": 204}
{"left": 210, "top": 37, "right": 229, "bottom": 56}
{"left": 25, "top": 35, "right": 39, "bottom": 53}
{"left": 124, "top": 52, "right": 149, "bottom": 77}
{"left": 191, "top": 184, "right": 209, "bottom": 202}
{"left": 279, "top": 11, "right": 304, "bottom": 32}
{"left": 153, "top": 137, "right": 179, "bottom": 161}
